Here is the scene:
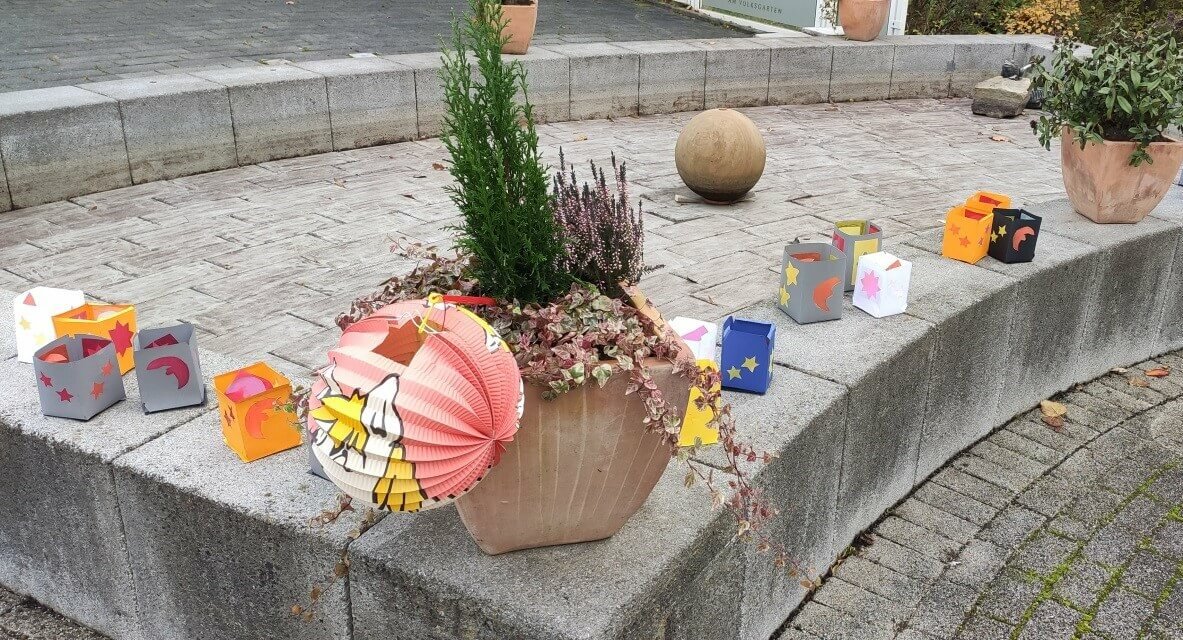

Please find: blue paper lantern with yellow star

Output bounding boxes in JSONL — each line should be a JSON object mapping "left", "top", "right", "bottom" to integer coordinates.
{"left": 719, "top": 316, "right": 775, "bottom": 394}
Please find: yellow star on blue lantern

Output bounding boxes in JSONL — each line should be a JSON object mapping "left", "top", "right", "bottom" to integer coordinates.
{"left": 728, "top": 366, "right": 742, "bottom": 380}
{"left": 742, "top": 356, "right": 759, "bottom": 372}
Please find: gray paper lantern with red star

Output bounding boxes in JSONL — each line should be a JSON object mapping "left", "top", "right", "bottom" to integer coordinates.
{"left": 33, "top": 334, "right": 126, "bottom": 420}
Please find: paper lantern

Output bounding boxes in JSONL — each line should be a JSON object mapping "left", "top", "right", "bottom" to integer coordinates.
{"left": 307, "top": 297, "right": 524, "bottom": 512}
{"left": 670, "top": 316, "right": 720, "bottom": 447}
{"left": 53, "top": 303, "right": 137, "bottom": 374}
{"left": 13, "top": 287, "right": 85, "bottom": 363}
{"left": 33, "top": 334, "right": 126, "bottom": 420}
{"left": 720, "top": 316, "right": 775, "bottom": 394}
{"left": 674, "top": 109, "right": 766, "bottom": 204}
{"left": 988, "top": 208, "right": 1042, "bottom": 264}
{"left": 214, "top": 362, "right": 300, "bottom": 462}
{"left": 133, "top": 323, "right": 205, "bottom": 413}
{"left": 853, "top": 251, "right": 912, "bottom": 318}
{"left": 832, "top": 220, "right": 882, "bottom": 292}
{"left": 965, "top": 190, "right": 1012, "bottom": 215}
{"left": 779, "top": 242, "right": 846, "bottom": 324}
{"left": 942, "top": 205, "right": 994, "bottom": 264}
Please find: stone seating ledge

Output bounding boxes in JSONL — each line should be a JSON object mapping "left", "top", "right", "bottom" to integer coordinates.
{"left": 2, "top": 190, "right": 1182, "bottom": 640}
{"left": 0, "top": 34, "right": 1056, "bottom": 213}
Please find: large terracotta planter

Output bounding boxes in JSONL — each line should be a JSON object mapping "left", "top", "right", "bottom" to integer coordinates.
{"left": 455, "top": 356, "right": 691, "bottom": 554}
{"left": 1061, "top": 127, "right": 1183, "bottom": 223}
{"left": 838, "top": 0, "right": 889, "bottom": 42}
{"left": 500, "top": 1, "right": 538, "bottom": 55}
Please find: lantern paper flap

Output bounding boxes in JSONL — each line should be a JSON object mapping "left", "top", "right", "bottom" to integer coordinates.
{"left": 965, "top": 190, "right": 1012, "bottom": 215}
{"left": 669, "top": 316, "right": 718, "bottom": 363}
{"left": 33, "top": 334, "right": 127, "bottom": 420}
{"left": 779, "top": 242, "right": 846, "bottom": 324}
{"left": 831, "top": 220, "right": 882, "bottom": 292}
{"left": 853, "top": 251, "right": 912, "bottom": 318}
{"left": 53, "top": 302, "right": 138, "bottom": 374}
{"left": 307, "top": 298, "right": 523, "bottom": 512}
{"left": 719, "top": 316, "right": 775, "bottom": 394}
{"left": 13, "top": 287, "right": 85, "bottom": 363}
{"left": 133, "top": 323, "right": 206, "bottom": 413}
{"left": 988, "top": 208, "right": 1042, "bottom": 264}
{"left": 214, "top": 362, "right": 300, "bottom": 463}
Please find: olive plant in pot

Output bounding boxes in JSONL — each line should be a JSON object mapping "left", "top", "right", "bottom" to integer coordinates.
{"left": 318, "top": 0, "right": 793, "bottom": 565}
{"left": 822, "top": 0, "right": 889, "bottom": 41}
{"left": 1030, "top": 19, "right": 1183, "bottom": 223}
{"left": 499, "top": 0, "right": 538, "bottom": 54}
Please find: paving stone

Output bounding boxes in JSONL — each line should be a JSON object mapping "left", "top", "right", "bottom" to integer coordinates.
{"left": 877, "top": 516, "right": 961, "bottom": 563}
{"left": 859, "top": 537, "right": 947, "bottom": 582}
{"left": 1054, "top": 560, "right": 1113, "bottom": 610}
{"left": 933, "top": 467, "right": 1016, "bottom": 510}
{"left": 1015, "top": 599, "right": 1079, "bottom": 640}
{"left": 1120, "top": 550, "right": 1178, "bottom": 599}
{"left": 1091, "top": 588, "right": 1156, "bottom": 640}
{"left": 975, "top": 570, "right": 1043, "bottom": 625}
{"left": 1083, "top": 523, "right": 1145, "bottom": 568}
{"left": 1109, "top": 496, "right": 1168, "bottom": 539}
{"left": 944, "top": 539, "right": 1008, "bottom": 590}
{"left": 1016, "top": 474, "right": 1081, "bottom": 517}
{"left": 987, "top": 428, "right": 1063, "bottom": 466}
{"left": 813, "top": 577, "right": 911, "bottom": 630}
{"left": 1013, "top": 530, "right": 1080, "bottom": 577}
{"left": 833, "top": 555, "right": 928, "bottom": 607}
{"left": 1048, "top": 513, "right": 1094, "bottom": 541}
{"left": 892, "top": 498, "right": 979, "bottom": 545}
{"left": 790, "top": 603, "right": 895, "bottom": 640}
{"left": 956, "top": 613, "right": 1013, "bottom": 640}
{"left": 906, "top": 578, "right": 978, "bottom": 637}
{"left": 912, "top": 481, "right": 1000, "bottom": 527}
{"left": 976, "top": 506, "right": 1047, "bottom": 551}
{"left": 1151, "top": 520, "right": 1183, "bottom": 560}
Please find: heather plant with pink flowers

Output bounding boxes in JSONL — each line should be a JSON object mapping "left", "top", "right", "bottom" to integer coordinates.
{"left": 553, "top": 149, "right": 644, "bottom": 297}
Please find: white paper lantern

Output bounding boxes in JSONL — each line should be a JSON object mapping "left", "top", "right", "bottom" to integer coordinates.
{"left": 852, "top": 252, "right": 912, "bottom": 318}
{"left": 12, "top": 287, "right": 86, "bottom": 363}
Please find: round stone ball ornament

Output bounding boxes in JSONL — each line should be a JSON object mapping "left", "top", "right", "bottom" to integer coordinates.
{"left": 674, "top": 108, "right": 767, "bottom": 204}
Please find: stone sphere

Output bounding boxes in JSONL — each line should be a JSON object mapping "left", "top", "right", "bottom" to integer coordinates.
{"left": 674, "top": 109, "right": 766, "bottom": 204}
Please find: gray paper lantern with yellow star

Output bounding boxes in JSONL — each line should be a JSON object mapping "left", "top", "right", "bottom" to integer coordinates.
{"left": 778, "top": 242, "right": 846, "bottom": 324}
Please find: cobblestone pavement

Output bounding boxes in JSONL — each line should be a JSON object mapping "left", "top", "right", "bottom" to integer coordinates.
{"left": 0, "top": 589, "right": 106, "bottom": 639}
{"left": 0, "top": 99, "right": 1068, "bottom": 376}
{"left": 0, "top": 0, "right": 741, "bottom": 92}
{"left": 780, "top": 355, "right": 1183, "bottom": 640}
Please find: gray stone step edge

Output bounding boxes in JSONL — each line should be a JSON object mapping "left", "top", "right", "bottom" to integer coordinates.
{"left": 0, "top": 33, "right": 1055, "bottom": 213}
{"left": 1, "top": 191, "right": 1181, "bottom": 640}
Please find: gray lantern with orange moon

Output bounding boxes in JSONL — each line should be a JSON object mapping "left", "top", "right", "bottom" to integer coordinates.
{"left": 987, "top": 208, "right": 1041, "bottom": 264}
{"left": 778, "top": 242, "right": 847, "bottom": 324}
{"left": 133, "top": 323, "right": 206, "bottom": 413}
{"left": 33, "top": 334, "right": 127, "bottom": 420}
{"left": 674, "top": 108, "right": 766, "bottom": 204}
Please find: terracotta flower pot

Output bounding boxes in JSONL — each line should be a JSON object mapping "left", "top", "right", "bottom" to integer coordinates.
{"left": 500, "top": 1, "right": 538, "bottom": 55}
{"left": 1061, "top": 127, "right": 1183, "bottom": 223}
{"left": 455, "top": 354, "right": 691, "bottom": 554}
{"left": 838, "top": 0, "right": 890, "bottom": 42}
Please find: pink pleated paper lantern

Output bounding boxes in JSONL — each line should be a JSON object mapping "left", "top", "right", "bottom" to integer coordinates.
{"left": 306, "top": 297, "right": 523, "bottom": 512}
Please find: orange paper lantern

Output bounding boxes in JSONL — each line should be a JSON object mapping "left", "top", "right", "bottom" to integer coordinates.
{"left": 53, "top": 303, "right": 138, "bottom": 374}
{"left": 965, "top": 190, "right": 1011, "bottom": 215}
{"left": 214, "top": 362, "right": 300, "bottom": 462}
{"left": 942, "top": 205, "right": 995, "bottom": 264}
{"left": 307, "top": 297, "right": 523, "bottom": 512}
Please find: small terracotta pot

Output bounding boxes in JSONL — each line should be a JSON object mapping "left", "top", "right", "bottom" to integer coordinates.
{"left": 500, "top": 1, "right": 538, "bottom": 55}
{"left": 1061, "top": 127, "right": 1183, "bottom": 223}
{"left": 838, "top": 0, "right": 890, "bottom": 42}
{"left": 455, "top": 353, "right": 691, "bottom": 554}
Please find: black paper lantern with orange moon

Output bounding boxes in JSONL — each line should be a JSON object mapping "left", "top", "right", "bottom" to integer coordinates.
{"left": 307, "top": 296, "right": 524, "bottom": 512}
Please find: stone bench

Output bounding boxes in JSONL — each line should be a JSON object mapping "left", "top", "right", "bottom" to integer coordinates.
{"left": 2, "top": 191, "right": 1181, "bottom": 639}
{"left": 0, "top": 34, "right": 1054, "bottom": 213}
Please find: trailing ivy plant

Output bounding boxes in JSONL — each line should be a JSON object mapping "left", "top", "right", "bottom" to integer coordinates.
{"left": 439, "top": 0, "right": 571, "bottom": 303}
{"left": 1030, "top": 18, "right": 1183, "bottom": 166}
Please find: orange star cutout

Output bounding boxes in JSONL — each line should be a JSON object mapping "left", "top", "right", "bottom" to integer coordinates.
{"left": 91, "top": 381, "right": 105, "bottom": 400}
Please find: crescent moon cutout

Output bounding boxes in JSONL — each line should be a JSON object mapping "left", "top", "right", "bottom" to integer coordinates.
{"left": 147, "top": 355, "right": 190, "bottom": 389}
{"left": 1012, "top": 226, "right": 1035, "bottom": 251}
{"left": 244, "top": 399, "right": 274, "bottom": 439}
{"left": 813, "top": 277, "right": 842, "bottom": 312}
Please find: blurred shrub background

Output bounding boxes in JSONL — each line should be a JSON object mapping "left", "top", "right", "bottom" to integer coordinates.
{"left": 907, "top": 0, "right": 1181, "bottom": 42}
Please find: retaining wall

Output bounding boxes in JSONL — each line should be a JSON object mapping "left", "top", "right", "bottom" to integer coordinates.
{"left": 2, "top": 192, "right": 1182, "bottom": 639}
{"left": 0, "top": 34, "right": 1054, "bottom": 212}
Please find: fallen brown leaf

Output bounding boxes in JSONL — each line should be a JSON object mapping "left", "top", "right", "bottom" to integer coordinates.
{"left": 989, "top": 134, "right": 1010, "bottom": 142}
{"left": 1040, "top": 400, "right": 1067, "bottom": 418}
{"left": 1145, "top": 367, "right": 1171, "bottom": 378}
{"left": 1129, "top": 376, "right": 1150, "bottom": 388}
{"left": 1042, "top": 415, "right": 1065, "bottom": 432}
{"left": 431, "top": 162, "right": 445, "bottom": 171}
{"left": 291, "top": 605, "right": 303, "bottom": 616}
{"left": 574, "top": 133, "right": 588, "bottom": 141}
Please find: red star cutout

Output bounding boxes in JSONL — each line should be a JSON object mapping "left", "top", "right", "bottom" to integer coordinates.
{"left": 959, "top": 235, "right": 970, "bottom": 248}
{"left": 109, "top": 321, "right": 134, "bottom": 356}
{"left": 949, "top": 223, "right": 961, "bottom": 236}
{"left": 91, "top": 381, "right": 105, "bottom": 400}
{"left": 39, "top": 373, "right": 53, "bottom": 387}
{"left": 101, "top": 361, "right": 114, "bottom": 377}
{"left": 57, "top": 388, "right": 74, "bottom": 402}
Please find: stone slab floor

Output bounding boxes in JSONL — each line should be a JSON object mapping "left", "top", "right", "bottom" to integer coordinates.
{"left": 0, "top": 0, "right": 742, "bottom": 92}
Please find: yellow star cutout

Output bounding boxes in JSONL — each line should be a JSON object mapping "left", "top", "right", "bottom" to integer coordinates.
{"left": 33, "top": 332, "right": 46, "bottom": 344}
{"left": 997, "top": 225, "right": 1007, "bottom": 237}
{"left": 784, "top": 263, "right": 799, "bottom": 286}
{"left": 743, "top": 356, "right": 759, "bottom": 372}
{"left": 17, "top": 317, "right": 31, "bottom": 331}
{"left": 990, "top": 230, "right": 999, "bottom": 243}
{"left": 779, "top": 286, "right": 790, "bottom": 306}
{"left": 728, "top": 366, "right": 742, "bottom": 380}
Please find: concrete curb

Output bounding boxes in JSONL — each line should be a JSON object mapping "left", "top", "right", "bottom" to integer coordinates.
{"left": 1, "top": 188, "right": 1181, "bottom": 638}
{"left": 0, "top": 34, "right": 1054, "bottom": 212}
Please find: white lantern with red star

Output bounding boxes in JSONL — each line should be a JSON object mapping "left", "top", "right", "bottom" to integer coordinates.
{"left": 852, "top": 252, "right": 912, "bottom": 318}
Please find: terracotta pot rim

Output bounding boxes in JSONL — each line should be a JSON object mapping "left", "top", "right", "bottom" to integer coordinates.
{"left": 1062, "top": 126, "right": 1183, "bottom": 148}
